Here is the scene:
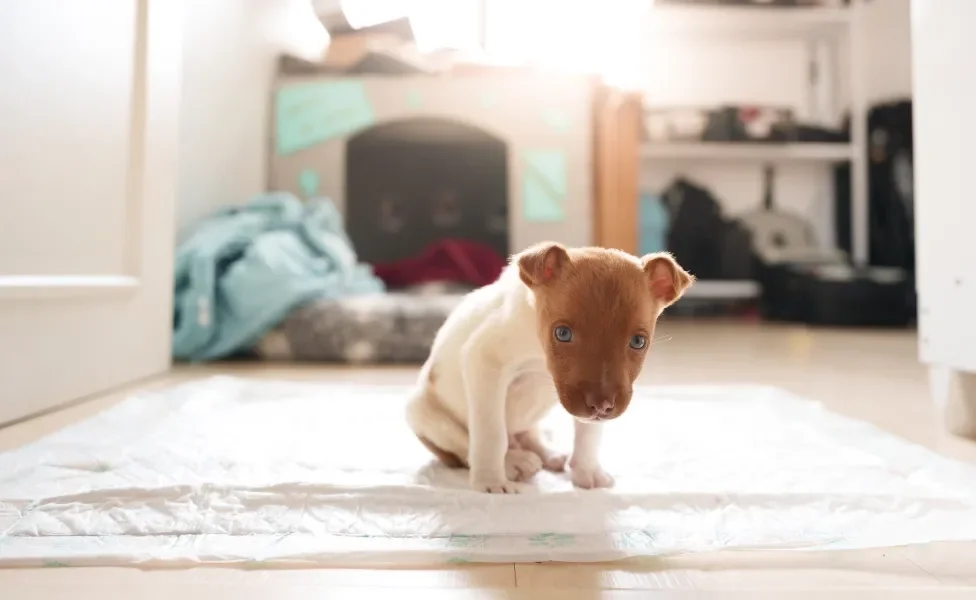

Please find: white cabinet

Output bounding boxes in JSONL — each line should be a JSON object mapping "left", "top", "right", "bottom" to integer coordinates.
{"left": 911, "top": 0, "right": 976, "bottom": 437}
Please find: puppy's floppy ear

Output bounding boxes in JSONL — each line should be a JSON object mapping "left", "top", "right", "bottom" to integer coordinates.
{"left": 641, "top": 252, "right": 694, "bottom": 306}
{"left": 516, "top": 242, "right": 570, "bottom": 287}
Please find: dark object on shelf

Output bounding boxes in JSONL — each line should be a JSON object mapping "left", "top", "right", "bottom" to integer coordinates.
{"left": 704, "top": 105, "right": 795, "bottom": 142}
{"left": 737, "top": 164, "right": 880, "bottom": 324}
{"left": 834, "top": 100, "right": 915, "bottom": 270}
{"left": 833, "top": 99, "right": 915, "bottom": 322}
{"left": 644, "top": 107, "right": 710, "bottom": 142}
{"left": 702, "top": 106, "right": 751, "bottom": 142}
{"left": 746, "top": 158, "right": 913, "bottom": 327}
{"left": 761, "top": 264, "right": 914, "bottom": 327}
{"left": 661, "top": 178, "right": 753, "bottom": 280}
{"left": 646, "top": 105, "right": 846, "bottom": 144}
{"left": 739, "top": 164, "right": 846, "bottom": 267}
{"left": 786, "top": 123, "right": 849, "bottom": 143}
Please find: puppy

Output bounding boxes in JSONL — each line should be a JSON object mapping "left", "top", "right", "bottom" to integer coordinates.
{"left": 406, "top": 242, "right": 693, "bottom": 493}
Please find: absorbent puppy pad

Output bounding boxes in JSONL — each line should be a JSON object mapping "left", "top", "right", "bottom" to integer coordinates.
{"left": 2, "top": 376, "right": 976, "bottom": 567}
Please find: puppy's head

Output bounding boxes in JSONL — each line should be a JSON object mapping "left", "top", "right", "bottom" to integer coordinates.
{"left": 517, "top": 243, "right": 693, "bottom": 422}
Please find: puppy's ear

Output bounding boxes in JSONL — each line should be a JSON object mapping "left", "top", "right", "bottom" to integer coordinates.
{"left": 516, "top": 242, "right": 570, "bottom": 287}
{"left": 641, "top": 252, "right": 694, "bottom": 306}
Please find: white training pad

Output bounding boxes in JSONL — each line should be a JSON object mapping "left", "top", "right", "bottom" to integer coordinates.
{"left": 2, "top": 376, "right": 976, "bottom": 567}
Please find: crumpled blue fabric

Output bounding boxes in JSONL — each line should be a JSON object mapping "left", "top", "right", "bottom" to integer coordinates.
{"left": 172, "top": 192, "right": 384, "bottom": 361}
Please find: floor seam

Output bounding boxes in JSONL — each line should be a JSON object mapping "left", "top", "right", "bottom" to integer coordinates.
{"left": 902, "top": 553, "right": 943, "bottom": 585}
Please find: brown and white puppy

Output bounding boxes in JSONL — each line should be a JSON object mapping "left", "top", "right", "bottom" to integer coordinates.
{"left": 406, "top": 243, "right": 693, "bottom": 493}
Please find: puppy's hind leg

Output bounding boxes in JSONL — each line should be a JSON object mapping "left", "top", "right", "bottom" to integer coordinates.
{"left": 406, "top": 389, "right": 470, "bottom": 468}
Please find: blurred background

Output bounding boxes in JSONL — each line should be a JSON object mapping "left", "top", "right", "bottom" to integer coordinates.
{"left": 175, "top": 0, "right": 916, "bottom": 365}
{"left": 3, "top": 0, "right": 940, "bottom": 426}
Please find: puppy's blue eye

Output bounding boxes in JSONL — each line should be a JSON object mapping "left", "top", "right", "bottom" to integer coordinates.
{"left": 553, "top": 326, "right": 573, "bottom": 343}
{"left": 629, "top": 334, "right": 647, "bottom": 350}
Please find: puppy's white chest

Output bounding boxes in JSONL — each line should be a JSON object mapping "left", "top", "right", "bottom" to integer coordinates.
{"left": 505, "top": 362, "right": 557, "bottom": 434}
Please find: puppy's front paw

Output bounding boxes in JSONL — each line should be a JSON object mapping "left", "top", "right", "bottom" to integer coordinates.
{"left": 471, "top": 476, "right": 521, "bottom": 494}
{"left": 571, "top": 465, "right": 615, "bottom": 489}
{"left": 505, "top": 448, "right": 543, "bottom": 482}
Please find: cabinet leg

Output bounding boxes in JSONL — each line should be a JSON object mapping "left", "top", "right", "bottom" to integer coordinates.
{"left": 929, "top": 365, "right": 976, "bottom": 440}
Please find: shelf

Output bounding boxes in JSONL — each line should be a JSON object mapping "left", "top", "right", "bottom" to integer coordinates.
{"left": 641, "top": 142, "right": 853, "bottom": 163}
{"left": 684, "top": 280, "right": 760, "bottom": 300}
{"left": 646, "top": 5, "right": 851, "bottom": 38}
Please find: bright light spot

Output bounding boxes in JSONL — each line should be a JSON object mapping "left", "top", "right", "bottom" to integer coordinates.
{"left": 485, "top": 0, "right": 649, "bottom": 89}
{"left": 336, "top": 0, "right": 650, "bottom": 88}
{"left": 409, "top": 0, "right": 482, "bottom": 54}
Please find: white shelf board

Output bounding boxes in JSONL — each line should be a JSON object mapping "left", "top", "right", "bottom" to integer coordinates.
{"left": 646, "top": 5, "right": 851, "bottom": 38}
{"left": 684, "top": 280, "right": 760, "bottom": 300}
{"left": 641, "top": 142, "right": 853, "bottom": 162}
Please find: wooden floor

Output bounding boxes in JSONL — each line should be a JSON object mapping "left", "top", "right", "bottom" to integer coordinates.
{"left": 3, "top": 321, "right": 976, "bottom": 598}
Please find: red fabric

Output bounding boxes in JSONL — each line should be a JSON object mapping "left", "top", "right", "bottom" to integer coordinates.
{"left": 372, "top": 239, "right": 507, "bottom": 289}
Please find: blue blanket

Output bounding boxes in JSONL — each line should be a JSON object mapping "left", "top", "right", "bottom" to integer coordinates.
{"left": 173, "top": 193, "right": 384, "bottom": 361}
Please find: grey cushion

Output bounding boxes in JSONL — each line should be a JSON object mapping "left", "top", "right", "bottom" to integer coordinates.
{"left": 253, "top": 286, "right": 467, "bottom": 364}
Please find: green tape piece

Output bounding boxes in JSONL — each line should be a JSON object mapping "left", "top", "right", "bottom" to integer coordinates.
{"left": 298, "top": 169, "right": 320, "bottom": 198}
{"left": 522, "top": 149, "right": 568, "bottom": 222}
{"left": 528, "top": 533, "right": 575, "bottom": 547}
{"left": 276, "top": 81, "right": 374, "bottom": 155}
{"left": 446, "top": 534, "right": 488, "bottom": 548}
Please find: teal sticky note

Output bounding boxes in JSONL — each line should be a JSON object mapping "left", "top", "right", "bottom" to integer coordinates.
{"left": 276, "top": 81, "right": 374, "bottom": 155}
{"left": 542, "top": 110, "right": 571, "bottom": 134}
{"left": 298, "top": 169, "right": 320, "bottom": 198}
{"left": 522, "top": 149, "right": 567, "bottom": 222}
{"left": 406, "top": 89, "right": 423, "bottom": 108}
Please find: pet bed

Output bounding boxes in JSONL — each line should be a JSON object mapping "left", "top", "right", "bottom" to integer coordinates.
{"left": 2, "top": 377, "right": 976, "bottom": 567}
{"left": 253, "top": 285, "right": 466, "bottom": 363}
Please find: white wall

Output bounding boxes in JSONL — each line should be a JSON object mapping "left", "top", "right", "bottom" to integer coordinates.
{"left": 858, "top": 0, "right": 914, "bottom": 105}
{"left": 639, "top": 0, "right": 913, "bottom": 248}
{"left": 178, "top": 0, "right": 327, "bottom": 234}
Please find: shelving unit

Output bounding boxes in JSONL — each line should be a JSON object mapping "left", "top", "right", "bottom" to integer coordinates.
{"left": 646, "top": 4, "right": 851, "bottom": 37}
{"left": 641, "top": 1, "right": 869, "bottom": 300}
{"left": 684, "top": 279, "right": 761, "bottom": 300}
{"left": 641, "top": 142, "right": 853, "bottom": 163}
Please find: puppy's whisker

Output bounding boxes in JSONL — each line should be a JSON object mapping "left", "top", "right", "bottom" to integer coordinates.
{"left": 650, "top": 335, "right": 672, "bottom": 347}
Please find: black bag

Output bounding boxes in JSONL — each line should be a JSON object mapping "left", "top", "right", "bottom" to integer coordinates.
{"left": 834, "top": 100, "right": 915, "bottom": 270}
{"left": 662, "top": 178, "right": 753, "bottom": 280}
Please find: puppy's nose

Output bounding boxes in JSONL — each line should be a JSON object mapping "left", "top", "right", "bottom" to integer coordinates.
{"left": 585, "top": 393, "right": 615, "bottom": 416}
